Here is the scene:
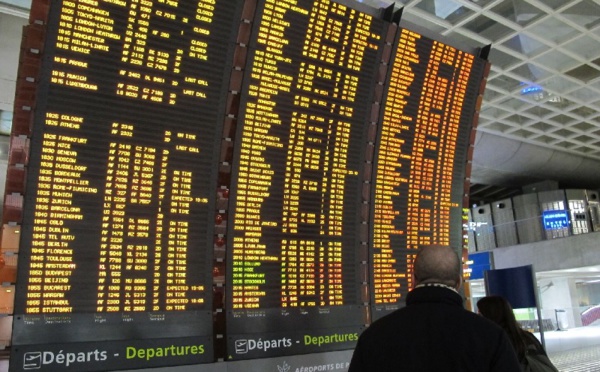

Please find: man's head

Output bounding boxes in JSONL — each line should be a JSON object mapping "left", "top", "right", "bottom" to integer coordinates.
{"left": 413, "top": 244, "right": 461, "bottom": 289}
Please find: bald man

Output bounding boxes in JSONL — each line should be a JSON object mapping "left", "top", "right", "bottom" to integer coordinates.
{"left": 349, "top": 245, "right": 521, "bottom": 372}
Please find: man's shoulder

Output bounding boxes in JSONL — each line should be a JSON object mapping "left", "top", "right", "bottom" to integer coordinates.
{"left": 359, "top": 308, "right": 407, "bottom": 334}
{"left": 459, "top": 309, "right": 507, "bottom": 333}
{"left": 363, "top": 299, "right": 504, "bottom": 336}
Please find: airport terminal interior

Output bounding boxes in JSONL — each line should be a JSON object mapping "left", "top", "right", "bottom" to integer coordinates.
{"left": 1, "top": 0, "right": 600, "bottom": 371}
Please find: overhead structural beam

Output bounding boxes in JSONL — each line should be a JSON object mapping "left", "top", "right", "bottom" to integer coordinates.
{"left": 0, "top": 3, "right": 29, "bottom": 18}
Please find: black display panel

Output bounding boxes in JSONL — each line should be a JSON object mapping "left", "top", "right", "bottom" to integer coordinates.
{"left": 6, "top": 0, "right": 490, "bottom": 369}
{"left": 225, "top": 0, "right": 386, "bottom": 360}
{"left": 370, "top": 27, "right": 487, "bottom": 319}
{"left": 10, "top": 0, "right": 244, "bottom": 371}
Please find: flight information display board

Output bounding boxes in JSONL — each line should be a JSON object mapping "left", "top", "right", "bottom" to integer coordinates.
{"left": 6, "top": 0, "right": 489, "bottom": 369}
{"left": 370, "top": 27, "right": 487, "bottom": 318}
{"left": 225, "top": 0, "right": 386, "bottom": 360}
{"left": 10, "top": 0, "right": 244, "bottom": 371}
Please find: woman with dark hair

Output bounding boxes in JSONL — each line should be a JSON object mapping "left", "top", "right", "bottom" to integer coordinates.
{"left": 477, "top": 295, "right": 557, "bottom": 372}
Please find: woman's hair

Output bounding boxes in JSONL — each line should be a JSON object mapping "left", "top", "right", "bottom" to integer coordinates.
{"left": 477, "top": 295, "right": 527, "bottom": 359}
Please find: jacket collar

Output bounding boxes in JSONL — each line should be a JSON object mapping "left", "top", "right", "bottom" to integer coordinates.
{"left": 406, "top": 284, "right": 464, "bottom": 307}
{"left": 415, "top": 282, "right": 458, "bottom": 293}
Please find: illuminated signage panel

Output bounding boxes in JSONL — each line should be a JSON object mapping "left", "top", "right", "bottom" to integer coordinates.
{"left": 7, "top": 0, "right": 488, "bottom": 369}
{"left": 11, "top": 0, "right": 244, "bottom": 370}
{"left": 370, "top": 27, "right": 486, "bottom": 317}
{"left": 542, "top": 210, "right": 569, "bottom": 230}
{"left": 225, "top": 0, "right": 386, "bottom": 359}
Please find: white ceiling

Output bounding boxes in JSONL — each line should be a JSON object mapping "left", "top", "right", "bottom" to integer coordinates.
{"left": 2, "top": 0, "right": 600, "bottom": 196}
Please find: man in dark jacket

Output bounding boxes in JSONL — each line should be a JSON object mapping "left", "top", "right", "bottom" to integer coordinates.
{"left": 348, "top": 244, "right": 521, "bottom": 371}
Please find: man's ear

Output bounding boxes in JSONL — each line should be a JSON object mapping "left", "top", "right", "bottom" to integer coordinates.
{"left": 455, "top": 275, "right": 463, "bottom": 290}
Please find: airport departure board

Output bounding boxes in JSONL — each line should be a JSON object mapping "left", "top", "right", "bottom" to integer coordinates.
{"left": 224, "top": 0, "right": 385, "bottom": 359}
{"left": 370, "top": 28, "right": 486, "bottom": 318}
{"left": 10, "top": 0, "right": 244, "bottom": 371}
{"left": 6, "top": 0, "right": 488, "bottom": 370}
